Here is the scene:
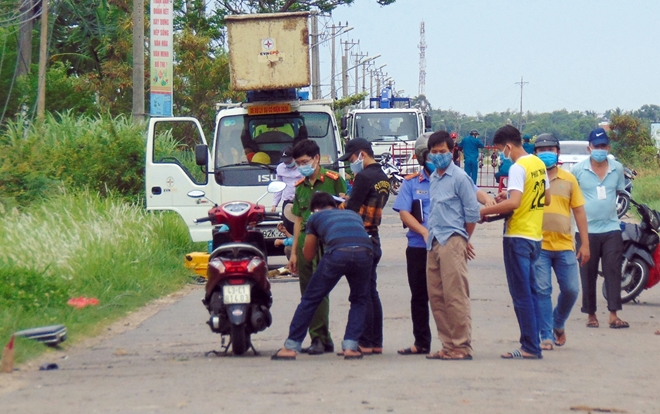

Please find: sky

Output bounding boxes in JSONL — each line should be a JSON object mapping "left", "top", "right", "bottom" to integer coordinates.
{"left": 317, "top": 0, "right": 660, "bottom": 116}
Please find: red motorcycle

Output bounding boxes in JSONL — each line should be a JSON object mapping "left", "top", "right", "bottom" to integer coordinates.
{"left": 188, "top": 181, "right": 285, "bottom": 355}
{"left": 604, "top": 199, "right": 660, "bottom": 303}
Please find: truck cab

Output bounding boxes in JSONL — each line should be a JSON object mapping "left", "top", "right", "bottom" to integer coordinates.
{"left": 144, "top": 12, "right": 343, "bottom": 255}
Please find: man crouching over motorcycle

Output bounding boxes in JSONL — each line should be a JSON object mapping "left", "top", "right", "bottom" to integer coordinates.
{"left": 272, "top": 192, "right": 374, "bottom": 360}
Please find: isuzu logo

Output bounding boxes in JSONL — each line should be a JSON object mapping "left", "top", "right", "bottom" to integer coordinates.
{"left": 257, "top": 174, "right": 277, "bottom": 183}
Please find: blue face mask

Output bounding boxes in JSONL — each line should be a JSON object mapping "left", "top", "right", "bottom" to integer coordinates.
{"left": 297, "top": 162, "right": 315, "bottom": 177}
{"left": 537, "top": 152, "right": 557, "bottom": 168}
{"left": 590, "top": 149, "right": 608, "bottom": 162}
{"left": 425, "top": 161, "right": 436, "bottom": 173}
{"left": 428, "top": 152, "right": 453, "bottom": 171}
{"left": 350, "top": 153, "right": 364, "bottom": 174}
{"left": 286, "top": 161, "right": 296, "bottom": 169}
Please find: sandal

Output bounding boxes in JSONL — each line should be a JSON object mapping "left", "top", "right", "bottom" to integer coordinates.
{"left": 540, "top": 340, "right": 554, "bottom": 351}
{"left": 271, "top": 348, "right": 296, "bottom": 361}
{"left": 501, "top": 349, "right": 542, "bottom": 360}
{"left": 553, "top": 329, "right": 566, "bottom": 347}
{"left": 609, "top": 319, "right": 629, "bottom": 329}
{"left": 586, "top": 320, "right": 599, "bottom": 328}
{"left": 397, "top": 346, "right": 429, "bottom": 355}
{"left": 336, "top": 349, "right": 363, "bottom": 360}
{"left": 425, "top": 350, "right": 451, "bottom": 360}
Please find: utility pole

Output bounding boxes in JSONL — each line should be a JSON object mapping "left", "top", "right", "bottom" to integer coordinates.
{"left": 328, "top": 22, "right": 348, "bottom": 100}
{"left": 515, "top": 76, "right": 528, "bottom": 131}
{"left": 341, "top": 39, "right": 358, "bottom": 98}
{"left": 132, "top": 0, "right": 145, "bottom": 123}
{"left": 353, "top": 51, "right": 367, "bottom": 95}
{"left": 310, "top": 12, "right": 321, "bottom": 100}
{"left": 418, "top": 20, "right": 427, "bottom": 96}
{"left": 36, "top": 0, "right": 48, "bottom": 121}
{"left": 18, "top": 0, "right": 34, "bottom": 77}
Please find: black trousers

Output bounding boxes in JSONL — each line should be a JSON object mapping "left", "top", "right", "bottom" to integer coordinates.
{"left": 406, "top": 246, "right": 432, "bottom": 350}
{"left": 576, "top": 230, "right": 623, "bottom": 314}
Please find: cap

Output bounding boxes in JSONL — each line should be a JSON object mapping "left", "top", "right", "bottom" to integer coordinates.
{"left": 469, "top": 129, "right": 479, "bottom": 136}
{"left": 450, "top": 132, "right": 458, "bottom": 139}
{"left": 523, "top": 134, "right": 531, "bottom": 141}
{"left": 339, "top": 138, "right": 372, "bottom": 161}
{"left": 588, "top": 128, "right": 610, "bottom": 146}
{"left": 280, "top": 146, "right": 293, "bottom": 164}
{"left": 534, "top": 133, "right": 560, "bottom": 150}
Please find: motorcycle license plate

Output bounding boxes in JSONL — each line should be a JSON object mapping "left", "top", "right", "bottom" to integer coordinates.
{"left": 261, "top": 228, "right": 285, "bottom": 239}
{"left": 223, "top": 285, "right": 251, "bottom": 304}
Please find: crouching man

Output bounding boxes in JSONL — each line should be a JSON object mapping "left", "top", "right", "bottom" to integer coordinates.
{"left": 272, "top": 192, "right": 374, "bottom": 360}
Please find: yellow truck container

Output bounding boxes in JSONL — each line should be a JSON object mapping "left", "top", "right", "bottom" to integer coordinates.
{"left": 225, "top": 11, "right": 310, "bottom": 91}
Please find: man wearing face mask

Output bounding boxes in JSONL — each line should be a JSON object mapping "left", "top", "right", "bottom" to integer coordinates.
{"left": 423, "top": 131, "right": 481, "bottom": 360}
{"left": 571, "top": 128, "right": 629, "bottom": 329}
{"left": 289, "top": 139, "right": 348, "bottom": 354}
{"left": 272, "top": 146, "right": 302, "bottom": 235}
{"left": 338, "top": 138, "right": 390, "bottom": 355}
{"left": 533, "top": 134, "right": 590, "bottom": 350}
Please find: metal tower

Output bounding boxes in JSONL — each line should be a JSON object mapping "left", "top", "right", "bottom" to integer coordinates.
{"left": 418, "top": 21, "right": 427, "bottom": 96}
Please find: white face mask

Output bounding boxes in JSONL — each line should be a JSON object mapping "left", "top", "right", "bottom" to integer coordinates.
{"left": 503, "top": 145, "right": 512, "bottom": 161}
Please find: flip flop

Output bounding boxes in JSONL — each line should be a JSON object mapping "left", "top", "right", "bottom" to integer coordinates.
{"left": 342, "top": 350, "right": 363, "bottom": 360}
{"left": 540, "top": 340, "right": 554, "bottom": 351}
{"left": 586, "top": 320, "right": 599, "bottom": 328}
{"left": 372, "top": 347, "right": 383, "bottom": 355}
{"left": 397, "top": 346, "right": 429, "bottom": 355}
{"left": 501, "top": 349, "right": 542, "bottom": 360}
{"left": 553, "top": 329, "right": 566, "bottom": 347}
{"left": 271, "top": 348, "right": 296, "bottom": 361}
{"left": 425, "top": 350, "right": 451, "bottom": 360}
{"left": 609, "top": 319, "right": 630, "bottom": 329}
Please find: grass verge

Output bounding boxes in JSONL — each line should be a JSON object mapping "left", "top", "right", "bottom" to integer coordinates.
{"left": 0, "top": 190, "right": 196, "bottom": 362}
{"left": 631, "top": 169, "right": 660, "bottom": 211}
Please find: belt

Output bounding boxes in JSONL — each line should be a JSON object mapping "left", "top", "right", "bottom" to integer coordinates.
{"left": 336, "top": 246, "right": 371, "bottom": 252}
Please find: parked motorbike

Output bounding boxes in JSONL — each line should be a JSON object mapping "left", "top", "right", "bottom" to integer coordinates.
{"left": 616, "top": 166, "right": 636, "bottom": 219}
{"left": 188, "top": 181, "right": 286, "bottom": 355}
{"left": 602, "top": 198, "right": 660, "bottom": 303}
{"left": 380, "top": 151, "right": 404, "bottom": 195}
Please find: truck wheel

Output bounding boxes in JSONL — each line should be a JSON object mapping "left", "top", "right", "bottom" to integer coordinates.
{"left": 231, "top": 324, "right": 250, "bottom": 355}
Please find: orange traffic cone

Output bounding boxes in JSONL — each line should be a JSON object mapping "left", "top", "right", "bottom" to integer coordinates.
{"left": 1, "top": 335, "right": 15, "bottom": 373}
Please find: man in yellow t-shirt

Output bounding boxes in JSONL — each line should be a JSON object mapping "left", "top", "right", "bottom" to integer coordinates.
{"left": 533, "top": 134, "right": 590, "bottom": 351}
{"left": 480, "top": 125, "right": 551, "bottom": 360}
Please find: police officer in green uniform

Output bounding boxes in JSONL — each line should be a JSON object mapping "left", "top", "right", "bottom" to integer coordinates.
{"left": 288, "top": 139, "right": 347, "bottom": 355}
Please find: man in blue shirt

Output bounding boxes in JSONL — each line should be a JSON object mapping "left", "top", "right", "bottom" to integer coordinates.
{"left": 272, "top": 192, "right": 374, "bottom": 360}
{"left": 458, "top": 129, "right": 484, "bottom": 184}
{"left": 571, "top": 128, "right": 629, "bottom": 329}
{"left": 424, "top": 131, "right": 481, "bottom": 360}
{"left": 522, "top": 134, "right": 535, "bottom": 154}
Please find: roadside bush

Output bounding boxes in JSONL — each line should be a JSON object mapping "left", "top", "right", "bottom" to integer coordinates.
{"left": 0, "top": 112, "right": 146, "bottom": 207}
{"left": 0, "top": 190, "right": 195, "bottom": 361}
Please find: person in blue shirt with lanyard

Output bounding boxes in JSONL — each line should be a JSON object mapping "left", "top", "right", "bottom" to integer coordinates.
{"left": 394, "top": 132, "right": 495, "bottom": 356}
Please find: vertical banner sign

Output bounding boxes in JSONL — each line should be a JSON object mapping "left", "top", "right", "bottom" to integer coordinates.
{"left": 651, "top": 123, "right": 660, "bottom": 149}
{"left": 150, "top": 0, "right": 173, "bottom": 116}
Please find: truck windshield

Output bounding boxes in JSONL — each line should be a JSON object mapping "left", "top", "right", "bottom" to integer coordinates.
{"left": 354, "top": 112, "right": 418, "bottom": 142}
{"left": 215, "top": 112, "right": 337, "bottom": 169}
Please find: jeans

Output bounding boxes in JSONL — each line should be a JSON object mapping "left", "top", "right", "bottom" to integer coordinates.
{"left": 406, "top": 246, "right": 432, "bottom": 351}
{"left": 534, "top": 250, "right": 580, "bottom": 342}
{"left": 577, "top": 231, "right": 624, "bottom": 313}
{"left": 285, "top": 247, "right": 373, "bottom": 352}
{"left": 464, "top": 158, "right": 478, "bottom": 184}
{"left": 502, "top": 237, "right": 542, "bottom": 356}
{"left": 360, "top": 236, "right": 383, "bottom": 348}
{"left": 296, "top": 232, "right": 331, "bottom": 346}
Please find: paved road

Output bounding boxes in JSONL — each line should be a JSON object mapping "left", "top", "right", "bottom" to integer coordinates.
{"left": 1, "top": 199, "right": 659, "bottom": 413}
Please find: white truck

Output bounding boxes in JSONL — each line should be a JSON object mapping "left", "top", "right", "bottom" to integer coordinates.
{"left": 144, "top": 12, "right": 344, "bottom": 256}
{"left": 340, "top": 88, "right": 431, "bottom": 172}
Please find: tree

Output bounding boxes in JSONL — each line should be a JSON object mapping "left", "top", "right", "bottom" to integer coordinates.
{"left": 608, "top": 113, "right": 657, "bottom": 168}
{"left": 217, "top": 0, "right": 395, "bottom": 14}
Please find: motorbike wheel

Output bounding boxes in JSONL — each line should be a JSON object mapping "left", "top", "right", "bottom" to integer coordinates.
{"left": 389, "top": 177, "right": 401, "bottom": 195}
{"left": 230, "top": 323, "right": 250, "bottom": 355}
{"left": 603, "top": 257, "right": 649, "bottom": 303}
{"left": 616, "top": 193, "right": 631, "bottom": 219}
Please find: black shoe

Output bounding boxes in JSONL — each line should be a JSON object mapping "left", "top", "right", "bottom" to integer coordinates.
{"left": 305, "top": 339, "right": 325, "bottom": 355}
{"left": 324, "top": 342, "right": 334, "bottom": 353}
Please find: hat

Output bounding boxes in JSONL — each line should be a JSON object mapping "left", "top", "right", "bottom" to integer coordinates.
{"left": 469, "top": 129, "right": 479, "bottom": 136}
{"left": 280, "top": 146, "right": 293, "bottom": 164}
{"left": 534, "top": 133, "right": 559, "bottom": 150}
{"left": 523, "top": 134, "right": 531, "bottom": 141}
{"left": 251, "top": 152, "right": 271, "bottom": 165}
{"left": 414, "top": 132, "right": 433, "bottom": 158}
{"left": 339, "top": 138, "right": 372, "bottom": 161}
{"left": 589, "top": 128, "right": 610, "bottom": 146}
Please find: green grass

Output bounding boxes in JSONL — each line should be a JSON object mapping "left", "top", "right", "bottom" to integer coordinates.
{"left": 631, "top": 170, "right": 660, "bottom": 211}
{"left": 0, "top": 190, "right": 196, "bottom": 362}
